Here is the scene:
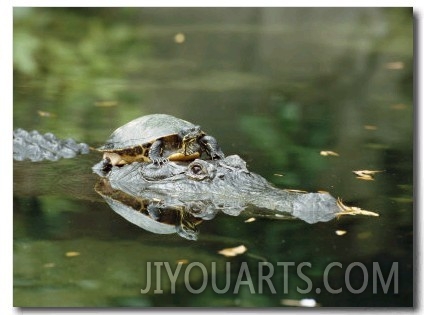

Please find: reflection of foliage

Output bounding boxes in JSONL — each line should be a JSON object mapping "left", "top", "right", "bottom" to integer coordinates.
{"left": 14, "top": 8, "right": 150, "bottom": 97}
{"left": 240, "top": 96, "right": 329, "bottom": 187}
{"left": 13, "top": 8, "right": 152, "bottom": 140}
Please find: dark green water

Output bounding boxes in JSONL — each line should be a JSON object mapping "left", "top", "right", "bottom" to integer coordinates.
{"left": 13, "top": 7, "right": 413, "bottom": 307}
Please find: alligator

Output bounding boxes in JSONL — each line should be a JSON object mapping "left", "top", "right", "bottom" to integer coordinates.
{"left": 93, "top": 155, "right": 378, "bottom": 240}
{"left": 14, "top": 128, "right": 379, "bottom": 240}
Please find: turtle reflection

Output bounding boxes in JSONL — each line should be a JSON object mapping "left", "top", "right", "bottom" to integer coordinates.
{"left": 95, "top": 178, "right": 203, "bottom": 240}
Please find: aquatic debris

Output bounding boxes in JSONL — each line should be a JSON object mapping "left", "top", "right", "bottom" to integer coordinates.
{"left": 335, "top": 198, "right": 379, "bottom": 218}
{"left": 281, "top": 298, "right": 319, "bottom": 307}
{"left": 335, "top": 230, "right": 347, "bottom": 236}
{"left": 218, "top": 245, "right": 247, "bottom": 257}
{"left": 94, "top": 100, "right": 118, "bottom": 107}
{"left": 176, "top": 259, "right": 189, "bottom": 265}
{"left": 317, "top": 190, "right": 330, "bottom": 194}
{"left": 174, "top": 32, "right": 185, "bottom": 44}
{"left": 65, "top": 251, "right": 81, "bottom": 257}
{"left": 353, "top": 170, "right": 384, "bottom": 181}
{"left": 384, "top": 61, "right": 404, "bottom": 70}
{"left": 37, "top": 110, "right": 56, "bottom": 118}
{"left": 273, "top": 173, "right": 284, "bottom": 177}
{"left": 244, "top": 217, "right": 256, "bottom": 223}
{"left": 320, "top": 150, "right": 339, "bottom": 157}
{"left": 391, "top": 103, "right": 408, "bottom": 110}
{"left": 364, "top": 125, "right": 378, "bottom": 130}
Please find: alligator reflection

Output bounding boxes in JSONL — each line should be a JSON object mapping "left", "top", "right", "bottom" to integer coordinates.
{"left": 93, "top": 155, "right": 378, "bottom": 240}
{"left": 95, "top": 178, "right": 203, "bottom": 240}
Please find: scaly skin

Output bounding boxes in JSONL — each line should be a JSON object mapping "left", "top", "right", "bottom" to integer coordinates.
{"left": 101, "top": 155, "right": 343, "bottom": 223}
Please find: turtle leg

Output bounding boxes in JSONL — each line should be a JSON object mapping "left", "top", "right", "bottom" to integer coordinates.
{"left": 149, "top": 139, "right": 169, "bottom": 165}
{"left": 198, "top": 135, "right": 225, "bottom": 160}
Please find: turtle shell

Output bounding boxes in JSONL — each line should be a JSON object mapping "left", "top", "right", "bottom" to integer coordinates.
{"left": 98, "top": 114, "right": 203, "bottom": 165}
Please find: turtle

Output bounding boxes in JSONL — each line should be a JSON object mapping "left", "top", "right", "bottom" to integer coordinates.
{"left": 97, "top": 114, "right": 225, "bottom": 169}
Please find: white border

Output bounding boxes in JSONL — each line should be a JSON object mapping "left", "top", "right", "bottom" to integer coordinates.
{"left": 9, "top": 0, "right": 418, "bottom": 7}
{"left": 4, "top": 3, "right": 420, "bottom": 315}
{"left": 2, "top": 1, "right": 15, "bottom": 314}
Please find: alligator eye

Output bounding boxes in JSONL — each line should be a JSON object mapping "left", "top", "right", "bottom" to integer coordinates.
{"left": 191, "top": 164, "right": 203, "bottom": 174}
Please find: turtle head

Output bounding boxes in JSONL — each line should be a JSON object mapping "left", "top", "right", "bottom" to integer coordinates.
{"left": 179, "top": 126, "right": 202, "bottom": 143}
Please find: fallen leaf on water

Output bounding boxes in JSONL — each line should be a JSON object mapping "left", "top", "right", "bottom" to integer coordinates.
{"left": 218, "top": 245, "right": 247, "bottom": 257}
{"left": 336, "top": 198, "right": 379, "bottom": 217}
{"left": 244, "top": 217, "right": 256, "bottom": 223}
{"left": 176, "top": 259, "right": 189, "bottom": 264}
{"left": 391, "top": 103, "right": 408, "bottom": 110}
{"left": 364, "top": 125, "right": 378, "bottom": 130}
{"left": 335, "top": 230, "right": 347, "bottom": 236}
{"left": 355, "top": 174, "right": 375, "bottom": 181}
{"left": 384, "top": 61, "right": 404, "bottom": 70}
{"left": 174, "top": 32, "right": 186, "bottom": 44}
{"left": 281, "top": 298, "right": 319, "bottom": 307}
{"left": 320, "top": 150, "right": 339, "bottom": 157}
{"left": 94, "top": 100, "right": 118, "bottom": 107}
{"left": 65, "top": 251, "right": 81, "bottom": 257}
{"left": 353, "top": 170, "right": 384, "bottom": 181}
{"left": 37, "top": 110, "right": 56, "bottom": 118}
{"left": 317, "top": 190, "right": 329, "bottom": 194}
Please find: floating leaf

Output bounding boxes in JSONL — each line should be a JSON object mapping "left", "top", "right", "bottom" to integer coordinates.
{"left": 176, "top": 259, "right": 189, "bottom": 264}
{"left": 384, "top": 61, "right": 404, "bottom": 69}
{"left": 320, "top": 150, "right": 339, "bottom": 157}
{"left": 317, "top": 190, "right": 329, "bottom": 194}
{"left": 65, "top": 251, "right": 81, "bottom": 257}
{"left": 336, "top": 198, "right": 379, "bottom": 217}
{"left": 281, "top": 298, "right": 319, "bottom": 307}
{"left": 391, "top": 103, "right": 408, "bottom": 110}
{"left": 355, "top": 174, "right": 374, "bottom": 181}
{"left": 37, "top": 110, "right": 56, "bottom": 118}
{"left": 364, "top": 125, "right": 377, "bottom": 130}
{"left": 174, "top": 32, "right": 185, "bottom": 44}
{"left": 218, "top": 245, "right": 247, "bottom": 257}
{"left": 94, "top": 100, "right": 118, "bottom": 107}
{"left": 353, "top": 170, "right": 384, "bottom": 181}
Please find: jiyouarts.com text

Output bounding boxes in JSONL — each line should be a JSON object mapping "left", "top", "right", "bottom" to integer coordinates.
{"left": 139, "top": 261, "right": 398, "bottom": 295}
